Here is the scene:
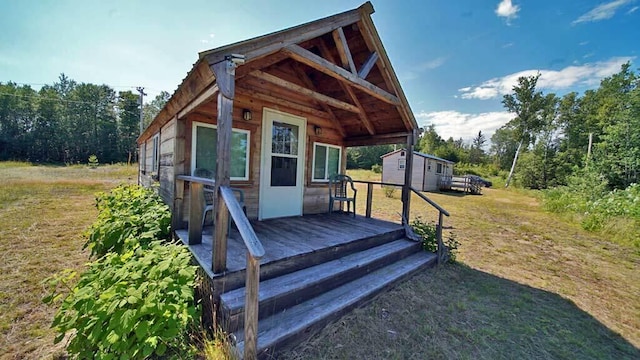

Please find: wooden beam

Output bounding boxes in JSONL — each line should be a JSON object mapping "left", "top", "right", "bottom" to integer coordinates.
{"left": 249, "top": 70, "right": 360, "bottom": 113}
{"left": 344, "top": 131, "right": 411, "bottom": 147}
{"left": 358, "top": 51, "right": 378, "bottom": 79}
{"left": 283, "top": 44, "right": 399, "bottom": 105}
{"left": 402, "top": 132, "right": 414, "bottom": 223}
{"left": 201, "top": 7, "right": 364, "bottom": 65}
{"left": 356, "top": 16, "right": 416, "bottom": 131}
{"left": 316, "top": 39, "right": 374, "bottom": 136}
{"left": 211, "top": 59, "right": 237, "bottom": 274}
{"left": 177, "top": 84, "right": 218, "bottom": 119}
{"left": 235, "top": 51, "right": 289, "bottom": 80}
{"left": 290, "top": 62, "right": 347, "bottom": 137}
{"left": 235, "top": 87, "right": 331, "bottom": 119}
{"left": 332, "top": 27, "right": 357, "bottom": 74}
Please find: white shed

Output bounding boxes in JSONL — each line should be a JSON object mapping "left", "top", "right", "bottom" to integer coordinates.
{"left": 381, "top": 149, "right": 454, "bottom": 191}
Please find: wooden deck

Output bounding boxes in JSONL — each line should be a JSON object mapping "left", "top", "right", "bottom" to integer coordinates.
{"left": 175, "top": 213, "right": 403, "bottom": 278}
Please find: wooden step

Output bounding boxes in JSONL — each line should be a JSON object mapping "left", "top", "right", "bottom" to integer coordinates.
{"left": 233, "top": 251, "right": 437, "bottom": 358}
{"left": 220, "top": 239, "right": 421, "bottom": 332}
{"left": 213, "top": 228, "right": 406, "bottom": 294}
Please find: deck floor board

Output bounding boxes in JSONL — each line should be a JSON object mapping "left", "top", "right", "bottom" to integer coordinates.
{"left": 176, "top": 213, "right": 401, "bottom": 277}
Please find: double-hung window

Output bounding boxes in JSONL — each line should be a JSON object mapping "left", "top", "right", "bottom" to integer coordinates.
{"left": 191, "top": 122, "right": 250, "bottom": 180}
{"left": 312, "top": 142, "right": 341, "bottom": 182}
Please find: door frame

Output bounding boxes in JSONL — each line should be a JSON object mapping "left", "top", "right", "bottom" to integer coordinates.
{"left": 259, "top": 108, "right": 307, "bottom": 220}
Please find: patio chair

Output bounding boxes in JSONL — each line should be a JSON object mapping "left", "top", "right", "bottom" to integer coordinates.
{"left": 194, "top": 168, "right": 246, "bottom": 229}
{"left": 329, "top": 174, "right": 357, "bottom": 217}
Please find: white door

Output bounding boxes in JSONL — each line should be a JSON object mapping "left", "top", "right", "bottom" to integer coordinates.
{"left": 259, "top": 108, "right": 306, "bottom": 220}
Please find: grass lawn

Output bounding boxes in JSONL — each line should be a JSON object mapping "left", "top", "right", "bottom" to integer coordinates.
{"left": 0, "top": 162, "right": 137, "bottom": 360}
{"left": 282, "top": 169, "right": 639, "bottom": 359}
{"left": 1, "top": 164, "right": 638, "bottom": 359}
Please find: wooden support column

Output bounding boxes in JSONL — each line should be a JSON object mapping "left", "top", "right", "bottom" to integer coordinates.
{"left": 401, "top": 130, "right": 415, "bottom": 224}
{"left": 211, "top": 56, "right": 240, "bottom": 274}
{"left": 188, "top": 181, "right": 204, "bottom": 244}
{"left": 244, "top": 254, "right": 261, "bottom": 360}
{"left": 365, "top": 182, "right": 373, "bottom": 218}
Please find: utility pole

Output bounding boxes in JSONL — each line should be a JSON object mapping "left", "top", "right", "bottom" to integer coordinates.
{"left": 136, "top": 87, "right": 147, "bottom": 135}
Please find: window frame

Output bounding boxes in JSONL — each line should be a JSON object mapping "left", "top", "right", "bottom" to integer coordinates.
{"left": 398, "top": 158, "right": 406, "bottom": 170}
{"left": 311, "top": 142, "right": 342, "bottom": 182}
{"left": 436, "top": 162, "right": 443, "bottom": 174}
{"left": 151, "top": 134, "right": 160, "bottom": 173}
{"left": 190, "top": 121, "right": 251, "bottom": 181}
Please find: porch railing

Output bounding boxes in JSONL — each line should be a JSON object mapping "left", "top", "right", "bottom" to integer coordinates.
{"left": 174, "top": 175, "right": 264, "bottom": 360}
{"left": 352, "top": 180, "right": 450, "bottom": 264}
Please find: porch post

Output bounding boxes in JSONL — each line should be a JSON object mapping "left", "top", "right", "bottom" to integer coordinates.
{"left": 401, "top": 130, "right": 415, "bottom": 224}
{"left": 210, "top": 55, "right": 241, "bottom": 273}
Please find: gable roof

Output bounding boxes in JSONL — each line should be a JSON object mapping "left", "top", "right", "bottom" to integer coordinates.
{"left": 381, "top": 149, "right": 455, "bottom": 164}
{"left": 139, "top": 2, "right": 417, "bottom": 145}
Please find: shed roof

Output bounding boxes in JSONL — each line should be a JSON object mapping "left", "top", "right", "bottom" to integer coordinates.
{"left": 139, "top": 2, "right": 417, "bottom": 146}
{"left": 381, "top": 149, "right": 455, "bottom": 164}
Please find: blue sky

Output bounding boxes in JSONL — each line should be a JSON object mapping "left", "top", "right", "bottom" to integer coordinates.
{"left": 1, "top": 0, "right": 638, "bottom": 143}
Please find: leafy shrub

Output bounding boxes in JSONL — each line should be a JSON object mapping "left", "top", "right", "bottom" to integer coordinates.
{"left": 371, "top": 164, "right": 382, "bottom": 173}
{"left": 410, "top": 217, "right": 459, "bottom": 262}
{"left": 44, "top": 241, "right": 200, "bottom": 359}
{"left": 84, "top": 184, "right": 171, "bottom": 258}
{"left": 383, "top": 185, "right": 397, "bottom": 198}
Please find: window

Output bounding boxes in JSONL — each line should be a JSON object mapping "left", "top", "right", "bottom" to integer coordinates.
{"left": 191, "top": 122, "right": 250, "bottom": 180}
{"left": 398, "top": 158, "right": 406, "bottom": 170}
{"left": 312, "top": 142, "right": 341, "bottom": 182}
{"left": 436, "top": 163, "right": 443, "bottom": 174}
{"left": 152, "top": 134, "right": 160, "bottom": 173}
{"left": 427, "top": 160, "right": 432, "bottom": 172}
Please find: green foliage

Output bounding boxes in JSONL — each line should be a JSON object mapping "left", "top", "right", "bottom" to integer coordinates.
{"left": 88, "top": 154, "right": 99, "bottom": 168}
{"left": 410, "top": 217, "right": 459, "bottom": 262}
{"left": 382, "top": 185, "right": 397, "bottom": 198}
{"left": 84, "top": 184, "right": 171, "bottom": 258}
{"left": 346, "top": 145, "right": 396, "bottom": 169}
{"left": 44, "top": 242, "right": 200, "bottom": 359}
{"left": 371, "top": 164, "right": 382, "bottom": 173}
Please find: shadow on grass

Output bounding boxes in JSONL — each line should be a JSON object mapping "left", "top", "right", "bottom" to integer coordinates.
{"left": 283, "top": 263, "right": 639, "bottom": 360}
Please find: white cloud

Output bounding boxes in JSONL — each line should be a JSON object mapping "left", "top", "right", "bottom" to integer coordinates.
{"left": 502, "top": 42, "right": 515, "bottom": 48}
{"left": 572, "top": 0, "right": 634, "bottom": 24}
{"left": 415, "top": 110, "right": 515, "bottom": 142}
{"left": 459, "top": 56, "right": 634, "bottom": 100}
{"left": 419, "top": 56, "right": 447, "bottom": 70}
{"left": 495, "top": 0, "right": 520, "bottom": 23}
{"left": 579, "top": 41, "right": 590, "bottom": 46}
{"left": 628, "top": 6, "right": 639, "bottom": 13}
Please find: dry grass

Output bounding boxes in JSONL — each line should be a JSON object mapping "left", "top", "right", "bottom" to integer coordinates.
{"left": 0, "top": 162, "right": 136, "bottom": 360}
{"left": 281, "top": 170, "right": 640, "bottom": 359}
{"left": 2, "top": 164, "right": 638, "bottom": 359}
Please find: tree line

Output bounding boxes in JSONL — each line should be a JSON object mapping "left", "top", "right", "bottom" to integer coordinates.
{"left": 349, "top": 63, "right": 639, "bottom": 193}
{"left": 0, "top": 74, "right": 169, "bottom": 164}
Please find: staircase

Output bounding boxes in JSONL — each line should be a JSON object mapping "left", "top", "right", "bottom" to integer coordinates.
{"left": 217, "top": 229, "right": 437, "bottom": 358}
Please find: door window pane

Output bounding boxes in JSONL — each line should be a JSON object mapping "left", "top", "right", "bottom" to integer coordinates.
{"left": 272, "top": 122, "right": 298, "bottom": 155}
{"left": 271, "top": 156, "right": 297, "bottom": 186}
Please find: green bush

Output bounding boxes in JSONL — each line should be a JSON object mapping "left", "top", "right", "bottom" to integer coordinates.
{"left": 382, "top": 185, "right": 397, "bottom": 198}
{"left": 84, "top": 184, "right": 171, "bottom": 258}
{"left": 44, "top": 241, "right": 200, "bottom": 359}
{"left": 410, "top": 217, "right": 459, "bottom": 262}
{"left": 371, "top": 164, "right": 382, "bottom": 173}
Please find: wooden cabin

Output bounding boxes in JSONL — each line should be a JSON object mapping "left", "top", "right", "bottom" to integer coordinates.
{"left": 137, "top": 2, "right": 449, "bottom": 358}
{"left": 381, "top": 149, "right": 454, "bottom": 192}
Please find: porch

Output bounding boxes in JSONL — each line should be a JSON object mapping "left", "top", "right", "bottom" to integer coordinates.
{"left": 175, "top": 212, "right": 404, "bottom": 279}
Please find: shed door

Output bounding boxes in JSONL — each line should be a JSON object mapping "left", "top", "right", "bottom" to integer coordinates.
{"left": 259, "top": 108, "right": 306, "bottom": 220}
